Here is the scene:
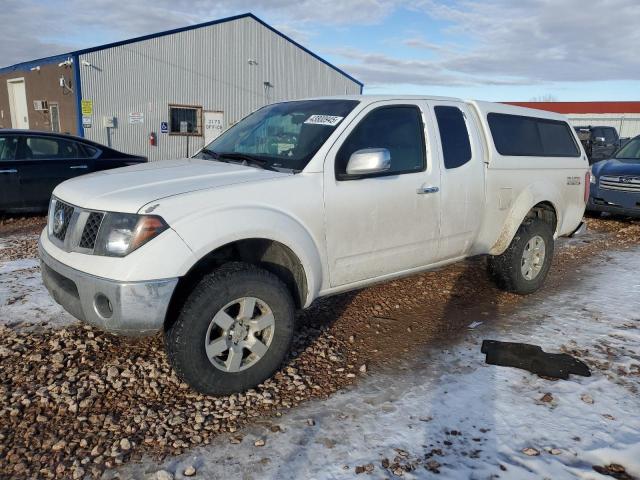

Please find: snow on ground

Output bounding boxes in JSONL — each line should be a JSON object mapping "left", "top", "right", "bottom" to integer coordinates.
{"left": 0, "top": 254, "right": 76, "bottom": 329}
{"left": 114, "top": 248, "right": 640, "bottom": 480}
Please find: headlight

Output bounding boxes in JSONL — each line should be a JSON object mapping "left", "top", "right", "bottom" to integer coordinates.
{"left": 93, "top": 213, "right": 168, "bottom": 257}
{"left": 590, "top": 168, "right": 596, "bottom": 184}
{"left": 47, "top": 197, "right": 57, "bottom": 235}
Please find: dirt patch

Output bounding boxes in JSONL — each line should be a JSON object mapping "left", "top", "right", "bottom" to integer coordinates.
{"left": 1, "top": 216, "right": 639, "bottom": 478}
{"left": 0, "top": 215, "right": 47, "bottom": 238}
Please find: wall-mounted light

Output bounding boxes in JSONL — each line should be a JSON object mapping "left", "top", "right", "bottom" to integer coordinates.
{"left": 59, "top": 76, "right": 73, "bottom": 93}
{"left": 30, "top": 66, "right": 40, "bottom": 72}
{"left": 58, "top": 58, "right": 72, "bottom": 67}
{"left": 263, "top": 81, "right": 273, "bottom": 88}
{"left": 81, "top": 60, "right": 92, "bottom": 67}
{"left": 248, "top": 58, "right": 258, "bottom": 65}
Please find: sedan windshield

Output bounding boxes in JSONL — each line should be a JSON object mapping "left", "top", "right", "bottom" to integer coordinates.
{"left": 196, "top": 100, "right": 359, "bottom": 172}
{"left": 615, "top": 137, "right": 640, "bottom": 160}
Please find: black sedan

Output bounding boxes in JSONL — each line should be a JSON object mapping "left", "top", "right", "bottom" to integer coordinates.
{"left": 589, "top": 135, "right": 640, "bottom": 218}
{"left": 0, "top": 130, "right": 146, "bottom": 213}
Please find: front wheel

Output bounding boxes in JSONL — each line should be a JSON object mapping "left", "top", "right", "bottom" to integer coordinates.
{"left": 487, "top": 218, "right": 554, "bottom": 295}
{"left": 165, "top": 262, "right": 295, "bottom": 395}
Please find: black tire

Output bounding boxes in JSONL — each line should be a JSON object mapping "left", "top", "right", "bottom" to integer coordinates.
{"left": 165, "top": 262, "right": 295, "bottom": 395}
{"left": 487, "top": 218, "right": 554, "bottom": 295}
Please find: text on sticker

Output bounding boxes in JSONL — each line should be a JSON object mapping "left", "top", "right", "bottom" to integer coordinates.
{"left": 304, "top": 115, "right": 344, "bottom": 126}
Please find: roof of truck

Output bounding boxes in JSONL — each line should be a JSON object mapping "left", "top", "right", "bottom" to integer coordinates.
{"left": 307, "top": 94, "right": 462, "bottom": 102}
{"left": 303, "top": 96, "right": 570, "bottom": 120}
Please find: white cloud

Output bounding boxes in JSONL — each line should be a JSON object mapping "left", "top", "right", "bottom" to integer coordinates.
{"left": 0, "top": 0, "right": 398, "bottom": 66}
{"left": 2, "top": 0, "right": 639, "bottom": 90}
{"left": 413, "top": 0, "right": 640, "bottom": 83}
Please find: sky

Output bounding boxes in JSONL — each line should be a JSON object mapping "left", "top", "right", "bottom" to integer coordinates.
{"left": 2, "top": 0, "right": 639, "bottom": 101}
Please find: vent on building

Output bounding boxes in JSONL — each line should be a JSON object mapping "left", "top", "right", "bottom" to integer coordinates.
{"left": 33, "top": 100, "right": 49, "bottom": 111}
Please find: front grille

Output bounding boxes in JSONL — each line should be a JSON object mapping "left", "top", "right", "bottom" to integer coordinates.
{"left": 79, "top": 212, "right": 104, "bottom": 249}
{"left": 52, "top": 201, "right": 75, "bottom": 241}
{"left": 600, "top": 175, "right": 640, "bottom": 193}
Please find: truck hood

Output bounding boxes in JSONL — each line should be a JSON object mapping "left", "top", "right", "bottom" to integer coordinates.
{"left": 592, "top": 158, "right": 640, "bottom": 178}
{"left": 54, "top": 159, "right": 289, "bottom": 213}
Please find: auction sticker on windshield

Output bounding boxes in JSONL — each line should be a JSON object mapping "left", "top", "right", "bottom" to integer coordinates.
{"left": 304, "top": 115, "right": 344, "bottom": 126}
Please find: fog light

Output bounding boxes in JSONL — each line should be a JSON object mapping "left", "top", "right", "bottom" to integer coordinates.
{"left": 94, "top": 294, "right": 113, "bottom": 319}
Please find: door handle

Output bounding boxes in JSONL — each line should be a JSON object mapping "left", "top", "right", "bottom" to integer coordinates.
{"left": 417, "top": 185, "right": 439, "bottom": 195}
{"left": 70, "top": 165, "right": 88, "bottom": 169}
{"left": 0, "top": 169, "right": 17, "bottom": 174}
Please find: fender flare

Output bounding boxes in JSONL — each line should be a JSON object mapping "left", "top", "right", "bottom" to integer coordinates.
{"left": 489, "top": 182, "right": 562, "bottom": 255}
{"left": 174, "top": 205, "right": 324, "bottom": 306}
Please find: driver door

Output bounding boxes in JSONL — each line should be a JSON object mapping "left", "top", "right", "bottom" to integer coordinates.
{"left": 323, "top": 101, "right": 441, "bottom": 287}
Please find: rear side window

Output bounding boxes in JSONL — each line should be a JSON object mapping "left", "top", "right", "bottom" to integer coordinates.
{"left": 603, "top": 128, "right": 617, "bottom": 143}
{"left": 488, "top": 113, "right": 580, "bottom": 157}
{"left": 336, "top": 105, "right": 425, "bottom": 178}
{"left": 23, "top": 137, "right": 80, "bottom": 159}
{"left": 434, "top": 106, "right": 472, "bottom": 169}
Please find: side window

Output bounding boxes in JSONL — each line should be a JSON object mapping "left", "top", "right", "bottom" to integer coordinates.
{"left": 592, "top": 128, "right": 604, "bottom": 139}
{"left": 336, "top": 105, "right": 425, "bottom": 178}
{"left": 537, "top": 122, "right": 580, "bottom": 156}
{"left": 78, "top": 144, "right": 99, "bottom": 159}
{"left": 487, "top": 113, "right": 580, "bottom": 157}
{"left": 23, "top": 137, "right": 80, "bottom": 159}
{"left": 603, "top": 128, "right": 617, "bottom": 143}
{"left": 434, "top": 106, "right": 471, "bottom": 169}
{"left": 0, "top": 136, "right": 20, "bottom": 161}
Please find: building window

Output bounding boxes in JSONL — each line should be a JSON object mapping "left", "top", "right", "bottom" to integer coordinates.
{"left": 169, "top": 104, "right": 202, "bottom": 135}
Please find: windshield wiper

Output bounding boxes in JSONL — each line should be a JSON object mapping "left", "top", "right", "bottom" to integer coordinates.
{"left": 214, "top": 152, "right": 278, "bottom": 171}
{"left": 199, "top": 147, "right": 218, "bottom": 159}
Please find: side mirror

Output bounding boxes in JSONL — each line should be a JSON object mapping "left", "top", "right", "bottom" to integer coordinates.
{"left": 345, "top": 148, "right": 391, "bottom": 176}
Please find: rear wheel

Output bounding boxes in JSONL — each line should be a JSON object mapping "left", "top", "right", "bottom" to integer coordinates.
{"left": 165, "top": 262, "right": 295, "bottom": 395}
{"left": 487, "top": 218, "right": 554, "bottom": 295}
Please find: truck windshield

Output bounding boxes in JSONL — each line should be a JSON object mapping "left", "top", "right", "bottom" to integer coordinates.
{"left": 197, "top": 100, "right": 359, "bottom": 172}
{"left": 614, "top": 137, "right": 640, "bottom": 161}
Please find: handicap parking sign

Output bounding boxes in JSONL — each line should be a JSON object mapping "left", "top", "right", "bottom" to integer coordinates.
{"left": 160, "top": 121, "right": 168, "bottom": 133}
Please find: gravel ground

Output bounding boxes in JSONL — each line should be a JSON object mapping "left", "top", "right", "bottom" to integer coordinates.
{"left": 0, "top": 214, "right": 639, "bottom": 478}
{"left": 0, "top": 215, "right": 45, "bottom": 262}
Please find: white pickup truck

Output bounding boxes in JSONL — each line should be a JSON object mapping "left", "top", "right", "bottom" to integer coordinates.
{"left": 39, "top": 96, "right": 589, "bottom": 394}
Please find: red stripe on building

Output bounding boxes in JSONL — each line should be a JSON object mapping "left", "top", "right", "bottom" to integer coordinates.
{"left": 503, "top": 102, "right": 640, "bottom": 114}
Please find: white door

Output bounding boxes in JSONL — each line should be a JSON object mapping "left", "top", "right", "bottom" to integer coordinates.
{"left": 204, "top": 111, "right": 224, "bottom": 145}
{"left": 7, "top": 78, "right": 29, "bottom": 129}
{"left": 323, "top": 100, "right": 441, "bottom": 287}
{"left": 428, "top": 101, "right": 485, "bottom": 259}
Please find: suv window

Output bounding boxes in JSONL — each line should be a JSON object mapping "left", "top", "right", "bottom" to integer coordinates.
{"left": 22, "top": 137, "right": 80, "bottom": 160}
{"left": 488, "top": 113, "right": 579, "bottom": 157}
{"left": 434, "top": 106, "right": 472, "bottom": 169}
{"left": 336, "top": 105, "right": 425, "bottom": 178}
{"left": 0, "top": 136, "right": 19, "bottom": 161}
{"left": 603, "top": 128, "right": 617, "bottom": 143}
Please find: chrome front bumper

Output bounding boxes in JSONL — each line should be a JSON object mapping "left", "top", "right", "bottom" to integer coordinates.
{"left": 39, "top": 239, "right": 178, "bottom": 336}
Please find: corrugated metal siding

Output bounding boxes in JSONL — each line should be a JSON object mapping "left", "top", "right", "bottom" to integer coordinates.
{"left": 79, "top": 17, "right": 360, "bottom": 161}
{"left": 568, "top": 114, "right": 640, "bottom": 139}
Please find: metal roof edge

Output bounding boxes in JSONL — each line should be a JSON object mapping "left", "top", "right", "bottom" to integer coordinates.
{"left": 0, "top": 53, "right": 74, "bottom": 75}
